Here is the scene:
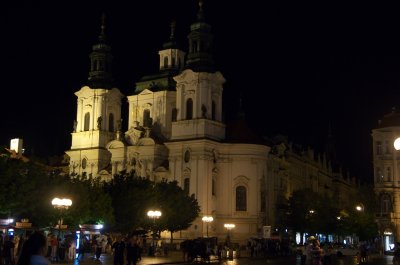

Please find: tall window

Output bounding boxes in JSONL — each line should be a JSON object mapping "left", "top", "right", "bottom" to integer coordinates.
{"left": 387, "top": 167, "right": 392, "bottom": 182}
{"left": 236, "top": 186, "right": 247, "bottom": 211}
{"left": 381, "top": 194, "right": 391, "bottom": 214}
{"left": 186, "top": 98, "right": 193, "bottom": 120}
{"left": 376, "top": 141, "right": 382, "bottom": 155}
{"left": 109, "top": 113, "right": 114, "bottom": 132}
{"left": 184, "top": 178, "right": 190, "bottom": 195}
{"left": 171, "top": 57, "right": 176, "bottom": 67}
{"left": 212, "top": 178, "right": 216, "bottom": 196}
{"left": 164, "top": 57, "right": 168, "bottom": 68}
{"left": 211, "top": 100, "right": 216, "bottom": 120}
{"left": 385, "top": 140, "right": 391, "bottom": 154}
{"left": 376, "top": 167, "right": 382, "bottom": 183}
{"left": 143, "top": 109, "right": 151, "bottom": 127}
{"left": 84, "top": 112, "right": 90, "bottom": 131}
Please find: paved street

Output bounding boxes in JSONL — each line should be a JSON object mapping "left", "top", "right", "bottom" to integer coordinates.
{"left": 55, "top": 251, "right": 396, "bottom": 265}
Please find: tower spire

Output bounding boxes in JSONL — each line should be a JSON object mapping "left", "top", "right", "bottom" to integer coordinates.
{"left": 87, "top": 13, "right": 114, "bottom": 89}
{"left": 185, "top": 0, "right": 215, "bottom": 72}
{"left": 98, "top": 12, "right": 106, "bottom": 43}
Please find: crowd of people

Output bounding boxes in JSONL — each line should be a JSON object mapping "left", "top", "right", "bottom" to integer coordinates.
{"left": 0, "top": 230, "right": 150, "bottom": 265}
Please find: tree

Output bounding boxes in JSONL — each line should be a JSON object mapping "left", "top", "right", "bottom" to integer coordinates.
{"left": 153, "top": 180, "right": 200, "bottom": 242}
{"left": 103, "top": 172, "right": 154, "bottom": 233}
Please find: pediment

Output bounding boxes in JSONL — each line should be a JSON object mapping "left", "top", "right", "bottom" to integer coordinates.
{"left": 139, "top": 88, "right": 154, "bottom": 96}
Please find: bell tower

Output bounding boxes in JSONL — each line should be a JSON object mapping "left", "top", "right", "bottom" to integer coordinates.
{"left": 66, "top": 14, "right": 124, "bottom": 178}
{"left": 171, "top": 0, "right": 226, "bottom": 141}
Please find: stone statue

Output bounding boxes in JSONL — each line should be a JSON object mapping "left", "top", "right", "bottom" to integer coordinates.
{"left": 73, "top": 120, "right": 78, "bottom": 132}
{"left": 97, "top": 116, "right": 102, "bottom": 130}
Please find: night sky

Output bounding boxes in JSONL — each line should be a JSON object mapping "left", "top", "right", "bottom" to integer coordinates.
{"left": 3, "top": 1, "right": 400, "bottom": 183}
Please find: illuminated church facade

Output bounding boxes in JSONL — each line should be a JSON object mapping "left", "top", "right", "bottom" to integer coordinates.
{"left": 65, "top": 5, "right": 270, "bottom": 242}
{"left": 65, "top": 3, "right": 359, "bottom": 243}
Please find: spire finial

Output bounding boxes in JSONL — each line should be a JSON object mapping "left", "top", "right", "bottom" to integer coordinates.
{"left": 170, "top": 21, "right": 176, "bottom": 40}
{"left": 99, "top": 13, "right": 106, "bottom": 43}
{"left": 197, "top": 0, "right": 205, "bottom": 21}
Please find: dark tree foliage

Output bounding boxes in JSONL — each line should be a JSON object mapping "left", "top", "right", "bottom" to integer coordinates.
{"left": 0, "top": 150, "right": 114, "bottom": 229}
{"left": 153, "top": 180, "right": 200, "bottom": 241}
{"left": 282, "top": 187, "right": 378, "bottom": 242}
{"left": 103, "top": 172, "right": 155, "bottom": 233}
{"left": 103, "top": 172, "right": 200, "bottom": 237}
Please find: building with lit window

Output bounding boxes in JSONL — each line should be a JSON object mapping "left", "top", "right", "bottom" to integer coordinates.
{"left": 372, "top": 107, "right": 400, "bottom": 251}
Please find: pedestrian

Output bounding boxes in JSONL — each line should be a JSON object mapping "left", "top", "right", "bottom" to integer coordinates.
{"left": 112, "top": 236, "right": 125, "bottom": 265}
{"left": 3, "top": 235, "right": 15, "bottom": 265}
{"left": 17, "top": 231, "right": 50, "bottom": 265}
{"left": 311, "top": 239, "right": 323, "bottom": 265}
{"left": 304, "top": 236, "right": 315, "bottom": 265}
{"left": 126, "top": 237, "right": 139, "bottom": 265}
{"left": 393, "top": 242, "right": 400, "bottom": 265}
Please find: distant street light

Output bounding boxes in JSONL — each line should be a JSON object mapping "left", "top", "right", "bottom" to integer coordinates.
{"left": 147, "top": 210, "right": 161, "bottom": 256}
{"left": 202, "top": 216, "right": 214, "bottom": 237}
{"left": 355, "top": 204, "right": 364, "bottom": 212}
{"left": 51, "top": 197, "right": 72, "bottom": 239}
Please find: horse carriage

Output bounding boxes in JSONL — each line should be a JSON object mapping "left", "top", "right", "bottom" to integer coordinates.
{"left": 180, "top": 237, "right": 217, "bottom": 263}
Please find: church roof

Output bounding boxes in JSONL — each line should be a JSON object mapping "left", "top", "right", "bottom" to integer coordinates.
{"left": 378, "top": 107, "right": 400, "bottom": 128}
{"left": 224, "top": 118, "right": 266, "bottom": 145}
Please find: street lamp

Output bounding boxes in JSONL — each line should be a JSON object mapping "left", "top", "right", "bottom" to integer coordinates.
{"left": 224, "top": 223, "right": 235, "bottom": 246}
{"left": 51, "top": 198, "right": 72, "bottom": 238}
{"left": 202, "top": 216, "right": 213, "bottom": 237}
{"left": 147, "top": 210, "right": 161, "bottom": 256}
{"left": 224, "top": 224, "right": 235, "bottom": 259}
{"left": 355, "top": 204, "right": 364, "bottom": 212}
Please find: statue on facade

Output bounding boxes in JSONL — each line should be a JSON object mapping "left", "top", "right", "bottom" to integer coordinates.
{"left": 97, "top": 116, "right": 102, "bottom": 130}
{"left": 73, "top": 120, "right": 78, "bottom": 132}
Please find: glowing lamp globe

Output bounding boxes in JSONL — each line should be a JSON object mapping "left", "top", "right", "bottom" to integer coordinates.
{"left": 394, "top": 138, "right": 400, "bottom": 151}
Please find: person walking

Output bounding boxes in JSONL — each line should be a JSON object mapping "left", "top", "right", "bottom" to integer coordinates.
{"left": 126, "top": 237, "right": 139, "bottom": 265}
{"left": 112, "top": 236, "right": 125, "bottom": 265}
{"left": 3, "top": 235, "right": 15, "bottom": 265}
{"left": 17, "top": 232, "right": 50, "bottom": 265}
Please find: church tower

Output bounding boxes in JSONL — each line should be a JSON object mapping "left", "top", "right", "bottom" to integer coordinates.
{"left": 170, "top": 0, "right": 225, "bottom": 141}
{"left": 66, "top": 14, "right": 124, "bottom": 178}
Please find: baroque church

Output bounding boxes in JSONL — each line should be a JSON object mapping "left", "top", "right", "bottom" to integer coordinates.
{"left": 65, "top": 2, "right": 360, "bottom": 244}
{"left": 66, "top": 2, "right": 270, "bottom": 242}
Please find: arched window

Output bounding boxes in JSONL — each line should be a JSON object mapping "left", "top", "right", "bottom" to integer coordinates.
{"left": 171, "top": 57, "right": 176, "bottom": 67}
{"left": 164, "top": 57, "right": 169, "bottom": 68}
{"left": 186, "top": 98, "right": 193, "bottom": 120}
{"left": 211, "top": 100, "right": 216, "bottom": 120}
{"left": 178, "top": 58, "right": 181, "bottom": 69}
{"left": 184, "top": 178, "right": 190, "bottom": 195}
{"left": 236, "top": 186, "right": 247, "bottom": 211}
{"left": 143, "top": 109, "right": 152, "bottom": 127}
{"left": 109, "top": 113, "right": 114, "bottom": 132}
{"left": 84, "top": 112, "right": 90, "bottom": 131}
{"left": 82, "top": 158, "right": 87, "bottom": 169}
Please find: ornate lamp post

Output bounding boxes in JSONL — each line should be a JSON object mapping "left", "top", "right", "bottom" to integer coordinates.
{"left": 147, "top": 210, "right": 161, "bottom": 256}
{"left": 224, "top": 224, "right": 235, "bottom": 259}
{"left": 202, "top": 216, "right": 213, "bottom": 237}
{"left": 51, "top": 197, "right": 72, "bottom": 238}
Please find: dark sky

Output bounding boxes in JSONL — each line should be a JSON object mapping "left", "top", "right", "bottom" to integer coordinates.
{"left": 3, "top": 1, "right": 400, "bottom": 183}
